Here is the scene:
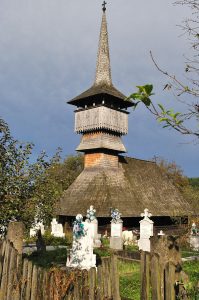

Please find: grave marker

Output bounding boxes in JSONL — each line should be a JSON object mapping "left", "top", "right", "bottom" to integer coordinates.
{"left": 67, "top": 214, "right": 96, "bottom": 270}
{"left": 110, "top": 208, "right": 123, "bottom": 250}
{"left": 51, "top": 218, "right": 65, "bottom": 238}
{"left": 138, "top": 208, "right": 154, "bottom": 252}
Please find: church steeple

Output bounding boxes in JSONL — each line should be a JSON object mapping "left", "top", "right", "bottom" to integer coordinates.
{"left": 67, "top": 3, "right": 134, "bottom": 167}
{"left": 95, "top": 6, "right": 112, "bottom": 86}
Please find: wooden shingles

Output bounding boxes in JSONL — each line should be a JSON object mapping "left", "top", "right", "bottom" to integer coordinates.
{"left": 58, "top": 156, "right": 192, "bottom": 217}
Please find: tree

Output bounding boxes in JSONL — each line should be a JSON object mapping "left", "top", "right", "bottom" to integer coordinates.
{"left": 128, "top": 0, "right": 199, "bottom": 141}
{"left": 0, "top": 118, "right": 59, "bottom": 232}
{"left": 153, "top": 157, "right": 199, "bottom": 214}
{"left": 32, "top": 154, "right": 83, "bottom": 224}
{"left": 0, "top": 118, "right": 84, "bottom": 234}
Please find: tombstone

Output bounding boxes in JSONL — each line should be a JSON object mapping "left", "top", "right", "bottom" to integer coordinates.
{"left": 30, "top": 219, "right": 45, "bottom": 237}
{"left": 138, "top": 208, "right": 154, "bottom": 252}
{"left": 7, "top": 221, "right": 25, "bottom": 254}
{"left": 67, "top": 214, "right": 96, "bottom": 270}
{"left": 110, "top": 208, "right": 123, "bottom": 250}
{"left": 85, "top": 205, "right": 101, "bottom": 247}
{"left": 158, "top": 230, "right": 165, "bottom": 236}
{"left": 51, "top": 218, "right": 65, "bottom": 238}
{"left": 190, "top": 222, "right": 199, "bottom": 250}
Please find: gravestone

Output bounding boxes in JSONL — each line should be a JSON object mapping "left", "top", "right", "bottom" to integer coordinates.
{"left": 30, "top": 219, "right": 45, "bottom": 237}
{"left": 66, "top": 214, "right": 96, "bottom": 270}
{"left": 138, "top": 208, "right": 154, "bottom": 252}
{"left": 190, "top": 222, "right": 199, "bottom": 250}
{"left": 51, "top": 218, "right": 65, "bottom": 238}
{"left": 7, "top": 221, "right": 25, "bottom": 254}
{"left": 110, "top": 208, "right": 123, "bottom": 250}
{"left": 85, "top": 205, "right": 101, "bottom": 247}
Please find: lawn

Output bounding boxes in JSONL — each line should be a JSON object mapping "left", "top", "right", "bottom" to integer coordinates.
{"left": 182, "top": 261, "right": 199, "bottom": 298}
{"left": 23, "top": 247, "right": 67, "bottom": 268}
{"left": 118, "top": 259, "right": 140, "bottom": 300}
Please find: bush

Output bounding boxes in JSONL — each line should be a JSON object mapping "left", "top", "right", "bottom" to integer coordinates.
{"left": 24, "top": 229, "right": 72, "bottom": 247}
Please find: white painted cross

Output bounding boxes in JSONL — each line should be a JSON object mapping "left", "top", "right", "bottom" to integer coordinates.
{"left": 141, "top": 208, "right": 152, "bottom": 220}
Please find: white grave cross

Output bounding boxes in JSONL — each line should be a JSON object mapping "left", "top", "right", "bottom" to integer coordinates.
{"left": 138, "top": 208, "right": 154, "bottom": 252}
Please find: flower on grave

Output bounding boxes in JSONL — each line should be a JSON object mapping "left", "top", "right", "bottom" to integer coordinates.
{"left": 73, "top": 214, "right": 85, "bottom": 239}
{"left": 191, "top": 222, "right": 198, "bottom": 235}
{"left": 86, "top": 205, "right": 96, "bottom": 223}
{"left": 110, "top": 208, "right": 121, "bottom": 223}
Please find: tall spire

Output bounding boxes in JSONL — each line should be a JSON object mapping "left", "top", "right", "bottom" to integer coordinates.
{"left": 94, "top": 3, "right": 112, "bottom": 87}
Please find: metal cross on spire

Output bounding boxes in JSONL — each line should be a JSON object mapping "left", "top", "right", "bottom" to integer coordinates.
{"left": 102, "top": 1, "right": 107, "bottom": 12}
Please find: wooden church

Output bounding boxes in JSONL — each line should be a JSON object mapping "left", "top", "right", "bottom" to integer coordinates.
{"left": 58, "top": 4, "right": 191, "bottom": 226}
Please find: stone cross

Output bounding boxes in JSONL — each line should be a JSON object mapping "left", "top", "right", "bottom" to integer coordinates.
{"left": 141, "top": 208, "right": 152, "bottom": 220}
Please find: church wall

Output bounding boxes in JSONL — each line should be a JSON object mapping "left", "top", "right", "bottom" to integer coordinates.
{"left": 84, "top": 152, "right": 118, "bottom": 168}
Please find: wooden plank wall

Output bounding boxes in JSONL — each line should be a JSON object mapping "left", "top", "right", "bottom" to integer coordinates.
{"left": 0, "top": 239, "right": 121, "bottom": 300}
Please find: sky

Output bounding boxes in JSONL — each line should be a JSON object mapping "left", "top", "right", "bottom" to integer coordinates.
{"left": 0, "top": 0, "right": 198, "bottom": 177}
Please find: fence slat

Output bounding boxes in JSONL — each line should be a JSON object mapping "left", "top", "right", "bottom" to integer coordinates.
{"left": 30, "top": 264, "right": 38, "bottom": 300}
{"left": 110, "top": 255, "right": 121, "bottom": 300}
{"left": 0, "top": 241, "right": 12, "bottom": 300}
{"left": 82, "top": 269, "right": 89, "bottom": 300}
{"left": 0, "top": 240, "right": 6, "bottom": 284}
{"left": 165, "top": 262, "right": 176, "bottom": 300}
{"left": 140, "top": 251, "right": 150, "bottom": 300}
{"left": 20, "top": 258, "right": 29, "bottom": 300}
{"left": 102, "top": 258, "right": 108, "bottom": 297}
{"left": 88, "top": 267, "right": 96, "bottom": 300}
{"left": 96, "top": 265, "right": 104, "bottom": 300}
{"left": 25, "top": 260, "right": 33, "bottom": 300}
{"left": 7, "top": 247, "right": 17, "bottom": 300}
{"left": 151, "top": 254, "right": 161, "bottom": 300}
{"left": 42, "top": 270, "right": 49, "bottom": 300}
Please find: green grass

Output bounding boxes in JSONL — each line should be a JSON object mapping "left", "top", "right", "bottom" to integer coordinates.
{"left": 182, "top": 261, "right": 199, "bottom": 298}
{"left": 94, "top": 247, "right": 111, "bottom": 257}
{"left": 181, "top": 250, "right": 199, "bottom": 258}
{"left": 23, "top": 248, "right": 67, "bottom": 268}
{"left": 118, "top": 259, "right": 140, "bottom": 300}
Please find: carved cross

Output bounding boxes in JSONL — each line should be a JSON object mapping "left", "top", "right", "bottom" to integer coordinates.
{"left": 102, "top": 1, "right": 107, "bottom": 12}
{"left": 141, "top": 208, "right": 152, "bottom": 219}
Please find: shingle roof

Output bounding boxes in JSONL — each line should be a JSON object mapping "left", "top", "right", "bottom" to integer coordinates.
{"left": 58, "top": 156, "right": 192, "bottom": 217}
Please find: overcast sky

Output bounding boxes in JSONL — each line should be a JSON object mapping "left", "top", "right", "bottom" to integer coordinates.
{"left": 0, "top": 0, "right": 198, "bottom": 177}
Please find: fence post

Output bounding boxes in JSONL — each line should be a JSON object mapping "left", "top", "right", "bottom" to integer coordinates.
{"left": 140, "top": 251, "right": 150, "bottom": 300}
{"left": 165, "top": 262, "right": 176, "bottom": 300}
{"left": 7, "top": 222, "right": 24, "bottom": 254}
{"left": 150, "top": 253, "right": 161, "bottom": 300}
{"left": 96, "top": 265, "right": 104, "bottom": 300}
{"left": 89, "top": 267, "right": 96, "bottom": 300}
{"left": 0, "top": 240, "right": 6, "bottom": 284}
{"left": 7, "top": 246, "right": 17, "bottom": 300}
{"left": 0, "top": 241, "right": 12, "bottom": 299}
{"left": 110, "top": 255, "right": 121, "bottom": 300}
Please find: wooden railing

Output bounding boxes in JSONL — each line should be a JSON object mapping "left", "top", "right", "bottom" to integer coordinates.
{"left": 0, "top": 239, "right": 121, "bottom": 300}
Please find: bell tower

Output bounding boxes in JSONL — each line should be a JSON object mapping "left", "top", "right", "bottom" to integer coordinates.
{"left": 68, "top": 3, "right": 133, "bottom": 169}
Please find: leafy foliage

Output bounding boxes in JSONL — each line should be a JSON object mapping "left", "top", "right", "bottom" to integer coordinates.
{"left": 0, "top": 118, "right": 83, "bottom": 234}
{"left": 0, "top": 118, "right": 52, "bottom": 231}
{"left": 153, "top": 157, "right": 199, "bottom": 214}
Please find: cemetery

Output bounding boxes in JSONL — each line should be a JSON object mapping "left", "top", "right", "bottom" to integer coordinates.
{"left": 0, "top": 1, "right": 199, "bottom": 300}
{"left": 0, "top": 206, "right": 199, "bottom": 299}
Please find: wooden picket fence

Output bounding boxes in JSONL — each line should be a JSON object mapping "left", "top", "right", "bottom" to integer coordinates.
{"left": 140, "top": 235, "right": 188, "bottom": 300}
{"left": 0, "top": 239, "right": 121, "bottom": 300}
{"left": 141, "top": 251, "right": 178, "bottom": 300}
